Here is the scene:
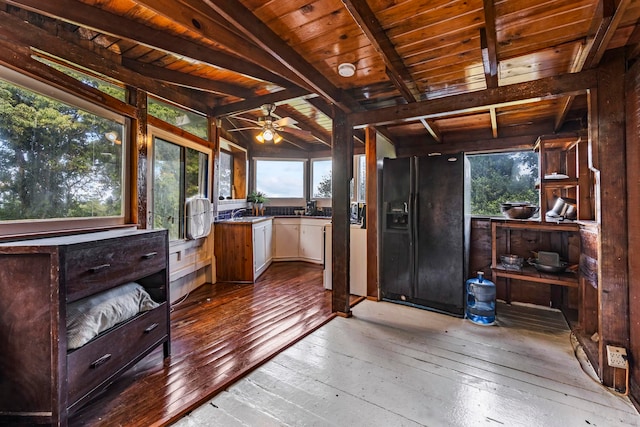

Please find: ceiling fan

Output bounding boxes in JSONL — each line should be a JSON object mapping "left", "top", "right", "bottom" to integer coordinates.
{"left": 229, "top": 104, "right": 310, "bottom": 144}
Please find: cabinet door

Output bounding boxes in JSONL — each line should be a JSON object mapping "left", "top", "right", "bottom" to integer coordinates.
{"left": 253, "top": 223, "right": 267, "bottom": 276}
{"left": 299, "top": 224, "right": 324, "bottom": 263}
{"left": 274, "top": 224, "right": 299, "bottom": 259}
{"left": 264, "top": 221, "right": 273, "bottom": 263}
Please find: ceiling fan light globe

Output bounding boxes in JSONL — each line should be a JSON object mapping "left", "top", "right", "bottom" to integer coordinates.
{"left": 256, "top": 134, "right": 265, "bottom": 143}
{"left": 262, "top": 129, "right": 274, "bottom": 141}
{"left": 273, "top": 133, "right": 283, "bottom": 144}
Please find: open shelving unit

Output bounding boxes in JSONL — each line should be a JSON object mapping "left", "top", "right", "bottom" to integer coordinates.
{"left": 491, "top": 219, "right": 580, "bottom": 305}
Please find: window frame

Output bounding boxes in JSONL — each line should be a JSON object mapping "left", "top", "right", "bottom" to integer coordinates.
{"left": 148, "top": 126, "right": 212, "bottom": 241}
{"left": 0, "top": 65, "right": 130, "bottom": 237}
{"left": 253, "top": 157, "right": 307, "bottom": 206}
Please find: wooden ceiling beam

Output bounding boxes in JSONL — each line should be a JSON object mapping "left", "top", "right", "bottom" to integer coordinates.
{"left": 211, "top": 87, "right": 311, "bottom": 117}
{"left": 203, "top": 0, "right": 362, "bottom": 113}
{"left": 341, "top": 0, "right": 442, "bottom": 141}
{"left": 0, "top": 9, "right": 212, "bottom": 112}
{"left": 121, "top": 58, "right": 253, "bottom": 99}
{"left": 481, "top": 0, "right": 499, "bottom": 89}
{"left": 3, "top": 0, "right": 293, "bottom": 88}
{"left": 129, "top": 0, "right": 308, "bottom": 90}
{"left": 276, "top": 105, "right": 332, "bottom": 147}
{"left": 349, "top": 69, "right": 598, "bottom": 127}
{"left": 554, "top": 0, "right": 629, "bottom": 131}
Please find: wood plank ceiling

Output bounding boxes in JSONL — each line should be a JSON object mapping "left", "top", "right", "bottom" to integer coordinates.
{"left": 1, "top": 0, "right": 639, "bottom": 153}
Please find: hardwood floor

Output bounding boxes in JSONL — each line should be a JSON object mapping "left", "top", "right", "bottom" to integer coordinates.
{"left": 69, "top": 262, "right": 334, "bottom": 427}
{"left": 175, "top": 300, "right": 639, "bottom": 427}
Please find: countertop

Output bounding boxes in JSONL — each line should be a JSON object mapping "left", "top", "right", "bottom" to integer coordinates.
{"left": 215, "top": 215, "right": 332, "bottom": 225}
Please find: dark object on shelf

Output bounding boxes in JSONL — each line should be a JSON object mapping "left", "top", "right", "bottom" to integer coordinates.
{"left": 500, "top": 202, "right": 539, "bottom": 219}
{"left": 500, "top": 254, "right": 524, "bottom": 270}
{"left": 528, "top": 258, "right": 570, "bottom": 273}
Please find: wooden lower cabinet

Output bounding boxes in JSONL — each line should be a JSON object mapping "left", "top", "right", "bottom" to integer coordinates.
{"left": 215, "top": 218, "right": 273, "bottom": 282}
{"left": 0, "top": 229, "right": 170, "bottom": 427}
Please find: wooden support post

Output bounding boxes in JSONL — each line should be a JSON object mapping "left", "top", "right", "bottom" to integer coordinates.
{"left": 128, "top": 87, "right": 148, "bottom": 228}
{"left": 365, "top": 127, "right": 378, "bottom": 299}
{"left": 332, "top": 109, "right": 352, "bottom": 316}
{"left": 596, "top": 49, "right": 629, "bottom": 387}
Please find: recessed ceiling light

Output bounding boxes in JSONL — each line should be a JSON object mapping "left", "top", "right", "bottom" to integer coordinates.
{"left": 338, "top": 63, "right": 356, "bottom": 77}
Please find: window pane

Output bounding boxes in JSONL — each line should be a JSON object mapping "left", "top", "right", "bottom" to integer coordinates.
{"left": 357, "top": 155, "right": 366, "bottom": 202}
{"left": 256, "top": 159, "right": 304, "bottom": 198}
{"left": 312, "top": 159, "right": 331, "bottom": 198}
{"left": 153, "top": 138, "right": 182, "bottom": 240}
{"left": 468, "top": 152, "right": 539, "bottom": 216}
{"left": 0, "top": 78, "right": 124, "bottom": 221}
{"left": 218, "top": 151, "right": 233, "bottom": 199}
{"left": 186, "top": 147, "right": 208, "bottom": 199}
{"left": 148, "top": 97, "right": 208, "bottom": 140}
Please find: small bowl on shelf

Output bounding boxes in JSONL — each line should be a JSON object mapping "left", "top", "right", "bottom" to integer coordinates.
{"left": 500, "top": 254, "right": 524, "bottom": 270}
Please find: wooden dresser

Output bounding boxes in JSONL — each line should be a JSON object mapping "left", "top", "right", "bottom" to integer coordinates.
{"left": 0, "top": 228, "right": 170, "bottom": 426}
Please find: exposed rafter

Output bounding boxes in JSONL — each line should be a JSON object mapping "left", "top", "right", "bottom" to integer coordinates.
{"left": 202, "top": 0, "right": 362, "bottom": 113}
{"left": 3, "top": 0, "right": 294, "bottom": 88}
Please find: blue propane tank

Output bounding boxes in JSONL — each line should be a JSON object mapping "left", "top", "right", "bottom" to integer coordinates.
{"left": 466, "top": 271, "right": 496, "bottom": 325}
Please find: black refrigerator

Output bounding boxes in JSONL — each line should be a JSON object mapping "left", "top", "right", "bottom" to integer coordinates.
{"left": 379, "top": 153, "right": 470, "bottom": 316}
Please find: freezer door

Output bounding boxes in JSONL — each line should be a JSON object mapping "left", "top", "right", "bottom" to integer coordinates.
{"left": 413, "top": 154, "right": 467, "bottom": 316}
{"left": 379, "top": 157, "right": 413, "bottom": 300}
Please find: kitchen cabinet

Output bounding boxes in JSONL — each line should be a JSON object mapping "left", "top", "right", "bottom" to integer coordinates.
{"left": 253, "top": 219, "right": 273, "bottom": 279}
{"left": 274, "top": 219, "right": 299, "bottom": 260}
{"left": 214, "top": 217, "right": 273, "bottom": 282}
{"left": 273, "top": 217, "right": 327, "bottom": 264}
{"left": 0, "top": 229, "right": 170, "bottom": 426}
{"left": 299, "top": 220, "right": 324, "bottom": 263}
{"left": 491, "top": 219, "right": 579, "bottom": 306}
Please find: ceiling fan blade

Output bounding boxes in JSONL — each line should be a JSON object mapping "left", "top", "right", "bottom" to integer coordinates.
{"left": 278, "top": 127, "right": 312, "bottom": 138}
{"left": 274, "top": 117, "right": 297, "bottom": 127}
{"left": 228, "top": 126, "right": 260, "bottom": 132}
{"left": 233, "top": 116, "right": 260, "bottom": 125}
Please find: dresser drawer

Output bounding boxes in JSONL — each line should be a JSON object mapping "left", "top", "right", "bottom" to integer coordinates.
{"left": 66, "top": 303, "right": 168, "bottom": 406}
{"left": 65, "top": 232, "right": 167, "bottom": 301}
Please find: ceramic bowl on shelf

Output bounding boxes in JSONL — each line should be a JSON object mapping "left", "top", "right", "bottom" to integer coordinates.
{"left": 500, "top": 202, "right": 539, "bottom": 219}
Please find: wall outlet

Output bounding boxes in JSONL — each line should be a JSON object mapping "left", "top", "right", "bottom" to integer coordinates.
{"left": 606, "top": 345, "right": 628, "bottom": 369}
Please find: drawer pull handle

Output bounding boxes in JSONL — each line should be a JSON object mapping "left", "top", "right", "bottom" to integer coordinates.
{"left": 142, "top": 252, "right": 158, "bottom": 259}
{"left": 144, "top": 323, "right": 159, "bottom": 333}
{"left": 90, "top": 353, "right": 112, "bottom": 369}
{"left": 89, "top": 263, "right": 111, "bottom": 273}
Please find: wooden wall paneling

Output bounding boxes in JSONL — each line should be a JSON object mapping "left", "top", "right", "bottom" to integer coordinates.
{"left": 596, "top": 49, "right": 629, "bottom": 388}
{"left": 331, "top": 109, "right": 352, "bottom": 316}
{"left": 365, "top": 127, "right": 378, "bottom": 299}
{"left": 625, "top": 56, "right": 640, "bottom": 403}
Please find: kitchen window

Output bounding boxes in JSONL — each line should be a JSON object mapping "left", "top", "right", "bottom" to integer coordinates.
{"left": 467, "top": 151, "right": 539, "bottom": 216}
{"left": 311, "top": 158, "right": 331, "bottom": 198}
{"left": 151, "top": 129, "right": 211, "bottom": 240}
{"left": 218, "top": 150, "right": 233, "bottom": 199}
{"left": 254, "top": 158, "right": 306, "bottom": 200}
{"left": 0, "top": 65, "right": 127, "bottom": 236}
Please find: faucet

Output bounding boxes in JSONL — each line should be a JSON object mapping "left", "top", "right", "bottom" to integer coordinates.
{"left": 231, "top": 208, "right": 246, "bottom": 219}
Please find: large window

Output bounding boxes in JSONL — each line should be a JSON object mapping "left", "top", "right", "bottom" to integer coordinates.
{"left": 218, "top": 150, "right": 233, "bottom": 200}
{"left": 468, "top": 151, "right": 539, "bottom": 216}
{"left": 311, "top": 158, "right": 331, "bottom": 198}
{"left": 152, "top": 132, "right": 210, "bottom": 240}
{"left": 255, "top": 159, "right": 305, "bottom": 199}
{"left": 0, "top": 66, "right": 125, "bottom": 232}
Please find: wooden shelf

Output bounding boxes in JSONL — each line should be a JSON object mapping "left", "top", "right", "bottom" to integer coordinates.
{"left": 491, "top": 220, "right": 580, "bottom": 303}
{"left": 492, "top": 265, "right": 578, "bottom": 287}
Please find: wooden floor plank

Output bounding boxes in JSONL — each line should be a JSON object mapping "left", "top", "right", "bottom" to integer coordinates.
{"left": 177, "top": 300, "right": 639, "bottom": 427}
{"left": 69, "top": 262, "right": 333, "bottom": 427}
